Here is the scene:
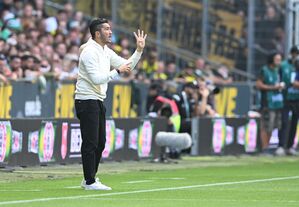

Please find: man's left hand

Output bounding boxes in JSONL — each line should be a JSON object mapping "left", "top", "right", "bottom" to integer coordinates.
{"left": 134, "top": 29, "right": 147, "bottom": 52}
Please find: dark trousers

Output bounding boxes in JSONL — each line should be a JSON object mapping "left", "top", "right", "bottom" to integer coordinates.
{"left": 278, "top": 101, "right": 299, "bottom": 149}
{"left": 278, "top": 105, "right": 289, "bottom": 147}
{"left": 75, "top": 99, "right": 106, "bottom": 185}
{"left": 286, "top": 101, "right": 299, "bottom": 149}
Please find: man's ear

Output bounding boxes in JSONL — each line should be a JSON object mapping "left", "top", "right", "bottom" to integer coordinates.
{"left": 96, "top": 31, "right": 100, "bottom": 39}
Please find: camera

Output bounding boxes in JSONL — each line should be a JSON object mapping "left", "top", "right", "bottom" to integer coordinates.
{"left": 205, "top": 81, "right": 220, "bottom": 94}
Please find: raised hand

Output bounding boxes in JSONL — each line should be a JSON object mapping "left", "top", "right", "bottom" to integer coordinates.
{"left": 134, "top": 29, "right": 147, "bottom": 52}
{"left": 199, "top": 86, "right": 210, "bottom": 98}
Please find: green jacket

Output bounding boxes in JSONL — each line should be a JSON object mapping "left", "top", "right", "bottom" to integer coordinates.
{"left": 260, "top": 65, "right": 284, "bottom": 109}
{"left": 280, "top": 59, "right": 299, "bottom": 101}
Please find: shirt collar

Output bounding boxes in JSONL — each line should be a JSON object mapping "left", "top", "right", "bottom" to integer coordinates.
{"left": 88, "top": 38, "right": 107, "bottom": 51}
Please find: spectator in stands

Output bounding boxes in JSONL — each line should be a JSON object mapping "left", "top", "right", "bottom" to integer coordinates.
{"left": 152, "top": 61, "right": 168, "bottom": 81}
{"left": 120, "top": 37, "right": 130, "bottom": 49}
{"left": 194, "top": 81, "right": 217, "bottom": 117}
{"left": 215, "top": 65, "right": 233, "bottom": 84}
{"left": 194, "top": 57, "right": 206, "bottom": 77}
{"left": 32, "top": 0, "right": 48, "bottom": 18}
{"left": 114, "top": 37, "right": 129, "bottom": 54}
{"left": 27, "top": 28, "right": 40, "bottom": 45}
{"left": 256, "top": 52, "right": 284, "bottom": 154}
{"left": 67, "top": 29, "right": 81, "bottom": 46}
{"left": 9, "top": 55, "right": 23, "bottom": 80}
{"left": 21, "top": 3, "right": 36, "bottom": 30}
{"left": 53, "top": 32, "right": 65, "bottom": 45}
{"left": 55, "top": 42, "right": 67, "bottom": 59}
{"left": 64, "top": 2, "right": 74, "bottom": 21}
{"left": 22, "top": 54, "right": 35, "bottom": 74}
{"left": 0, "top": 0, "right": 15, "bottom": 13}
{"left": 42, "top": 44, "right": 54, "bottom": 61}
{"left": 0, "top": 38, "right": 6, "bottom": 52}
{"left": 135, "top": 61, "right": 150, "bottom": 84}
{"left": 165, "top": 62, "right": 177, "bottom": 80}
{"left": 56, "top": 9, "right": 68, "bottom": 28}
{"left": 0, "top": 53, "right": 10, "bottom": 83}
{"left": 39, "top": 58, "right": 51, "bottom": 74}
{"left": 142, "top": 51, "right": 158, "bottom": 78}
{"left": 67, "top": 44, "right": 80, "bottom": 55}
{"left": 175, "top": 62, "right": 196, "bottom": 83}
{"left": 22, "top": 54, "right": 43, "bottom": 82}
{"left": 256, "top": 4, "right": 282, "bottom": 52}
{"left": 7, "top": 44, "right": 18, "bottom": 57}
{"left": 51, "top": 53, "right": 63, "bottom": 79}
{"left": 30, "top": 45, "right": 41, "bottom": 60}
{"left": 194, "top": 57, "right": 232, "bottom": 85}
{"left": 68, "top": 11, "right": 86, "bottom": 31}
{"left": 16, "top": 33, "right": 28, "bottom": 51}
{"left": 24, "top": 54, "right": 47, "bottom": 92}
{"left": 57, "top": 18, "right": 68, "bottom": 35}
{"left": 59, "top": 54, "right": 78, "bottom": 81}
{"left": 271, "top": 27, "right": 285, "bottom": 54}
{"left": 120, "top": 48, "right": 130, "bottom": 59}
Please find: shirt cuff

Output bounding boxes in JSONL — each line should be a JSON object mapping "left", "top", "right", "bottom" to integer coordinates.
{"left": 110, "top": 69, "right": 119, "bottom": 80}
{"left": 134, "top": 50, "right": 143, "bottom": 57}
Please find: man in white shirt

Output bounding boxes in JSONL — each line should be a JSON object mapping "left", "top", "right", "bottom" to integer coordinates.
{"left": 75, "top": 18, "right": 147, "bottom": 190}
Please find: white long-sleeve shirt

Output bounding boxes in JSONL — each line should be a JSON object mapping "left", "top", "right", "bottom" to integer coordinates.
{"left": 75, "top": 38, "right": 142, "bottom": 101}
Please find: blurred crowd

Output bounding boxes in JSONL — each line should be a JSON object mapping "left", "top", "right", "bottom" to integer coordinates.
{"left": 0, "top": 0, "right": 85, "bottom": 84}
{"left": 0, "top": 0, "right": 233, "bottom": 118}
{"left": 214, "top": 0, "right": 287, "bottom": 72}
{"left": 0, "top": 0, "right": 233, "bottom": 84}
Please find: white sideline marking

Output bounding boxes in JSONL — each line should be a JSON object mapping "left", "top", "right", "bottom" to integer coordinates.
{"left": 64, "top": 186, "right": 81, "bottom": 189}
{"left": 0, "top": 190, "right": 41, "bottom": 192}
{"left": 123, "top": 180, "right": 153, "bottom": 184}
{"left": 13, "top": 170, "right": 82, "bottom": 175}
{"left": 150, "top": 177, "right": 186, "bottom": 180}
{"left": 0, "top": 175, "right": 299, "bottom": 206}
{"left": 80, "top": 198, "right": 299, "bottom": 203}
{"left": 122, "top": 177, "right": 185, "bottom": 184}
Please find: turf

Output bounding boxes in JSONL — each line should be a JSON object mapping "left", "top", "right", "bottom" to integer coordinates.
{"left": 0, "top": 156, "right": 299, "bottom": 207}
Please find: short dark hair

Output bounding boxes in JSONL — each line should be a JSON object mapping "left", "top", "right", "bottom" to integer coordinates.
{"left": 290, "top": 45, "right": 299, "bottom": 54}
{"left": 183, "top": 81, "right": 198, "bottom": 89}
{"left": 89, "top": 18, "right": 109, "bottom": 39}
{"left": 9, "top": 55, "right": 21, "bottom": 61}
{"left": 267, "top": 52, "right": 281, "bottom": 65}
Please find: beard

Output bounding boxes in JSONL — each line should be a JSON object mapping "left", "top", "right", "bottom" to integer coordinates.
{"left": 99, "top": 32, "right": 111, "bottom": 44}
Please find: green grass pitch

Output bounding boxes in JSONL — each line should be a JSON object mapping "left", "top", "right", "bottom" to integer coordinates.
{"left": 0, "top": 156, "right": 299, "bottom": 207}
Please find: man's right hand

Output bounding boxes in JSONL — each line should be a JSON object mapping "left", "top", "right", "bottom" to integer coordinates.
{"left": 118, "top": 62, "right": 132, "bottom": 74}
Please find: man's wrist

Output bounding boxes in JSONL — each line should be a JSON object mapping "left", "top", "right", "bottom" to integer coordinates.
{"left": 116, "top": 68, "right": 121, "bottom": 74}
